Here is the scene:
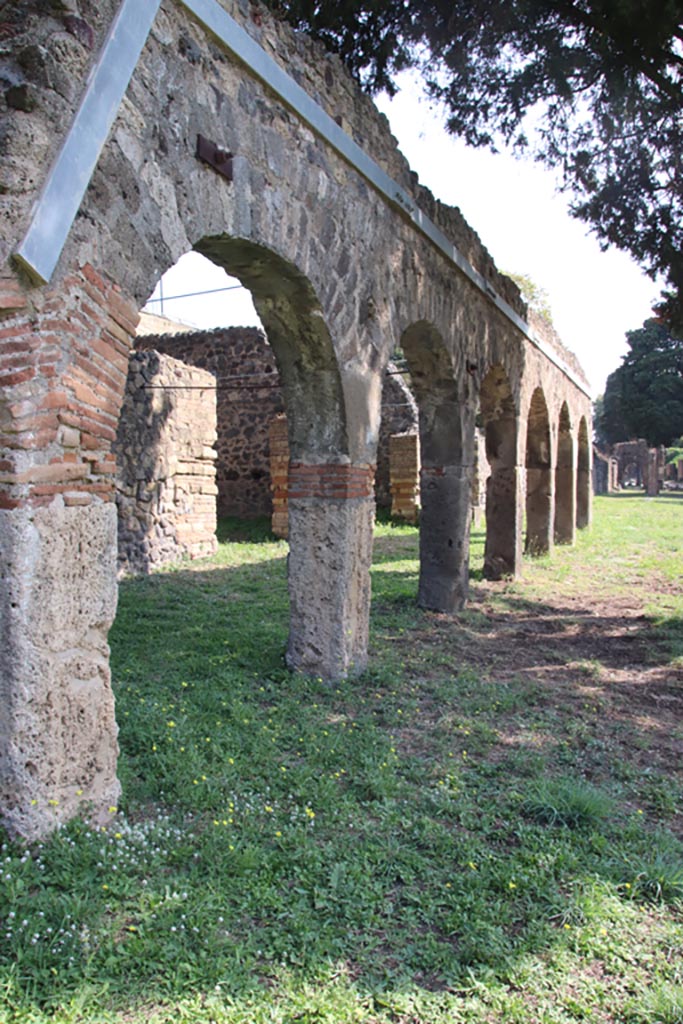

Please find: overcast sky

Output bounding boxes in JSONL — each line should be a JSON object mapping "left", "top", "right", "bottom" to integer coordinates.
{"left": 145, "top": 74, "right": 658, "bottom": 397}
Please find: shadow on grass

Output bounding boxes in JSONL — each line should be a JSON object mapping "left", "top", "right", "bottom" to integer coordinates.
{"left": 3, "top": 519, "right": 683, "bottom": 1022}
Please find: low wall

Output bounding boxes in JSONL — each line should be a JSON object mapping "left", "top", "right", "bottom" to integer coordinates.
{"left": 114, "top": 351, "right": 218, "bottom": 573}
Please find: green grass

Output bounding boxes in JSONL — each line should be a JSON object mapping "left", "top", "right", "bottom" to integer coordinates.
{"left": 1, "top": 496, "right": 682, "bottom": 1022}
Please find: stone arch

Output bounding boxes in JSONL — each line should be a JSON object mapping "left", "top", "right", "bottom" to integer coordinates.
{"left": 480, "top": 364, "right": 521, "bottom": 579}
{"left": 525, "top": 386, "right": 553, "bottom": 555}
{"left": 555, "top": 402, "right": 576, "bottom": 544}
{"left": 401, "top": 322, "right": 472, "bottom": 611}
{"left": 195, "top": 236, "right": 347, "bottom": 462}
{"left": 576, "top": 415, "right": 591, "bottom": 529}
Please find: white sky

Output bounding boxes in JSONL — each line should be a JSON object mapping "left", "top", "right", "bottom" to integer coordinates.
{"left": 144, "top": 74, "right": 658, "bottom": 397}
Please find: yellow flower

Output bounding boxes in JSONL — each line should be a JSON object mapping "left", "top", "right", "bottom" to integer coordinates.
{"left": 167, "top": 721, "right": 176, "bottom": 728}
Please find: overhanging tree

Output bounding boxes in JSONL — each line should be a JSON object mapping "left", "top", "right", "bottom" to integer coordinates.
{"left": 269, "top": 0, "right": 683, "bottom": 329}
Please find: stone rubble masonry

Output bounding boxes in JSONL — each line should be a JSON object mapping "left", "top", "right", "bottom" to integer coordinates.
{"left": 135, "top": 328, "right": 284, "bottom": 517}
{"left": 376, "top": 367, "right": 419, "bottom": 507}
{"left": 114, "top": 350, "right": 218, "bottom": 574}
{"left": 135, "top": 329, "right": 417, "bottom": 521}
{"left": 269, "top": 413, "right": 289, "bottom": 538}
{"left": 389, "top": 433, "right": 420, "bottom": 522}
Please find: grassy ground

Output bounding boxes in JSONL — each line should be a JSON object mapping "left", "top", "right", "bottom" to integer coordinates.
{"left": 1, "top": 493, "right": 682, "bottom": 1023}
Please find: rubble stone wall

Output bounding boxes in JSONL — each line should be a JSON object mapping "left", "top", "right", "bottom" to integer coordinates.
{"left": 114, "top": 351, "right": 218, "bottom": 573}
{"left": 135, "top": 328, "right": 283, "bottom": 517}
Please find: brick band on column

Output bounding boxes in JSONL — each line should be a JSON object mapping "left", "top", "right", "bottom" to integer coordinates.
{"left": 288, "top": 462, "right": 375, "bottom": 500}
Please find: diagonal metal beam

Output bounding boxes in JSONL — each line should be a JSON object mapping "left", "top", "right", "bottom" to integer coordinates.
{"left": 13, "top": 0, "right": 162, "bottom": 286}
{"left": 11, "top": 0, "right": 590, "bottom": 397}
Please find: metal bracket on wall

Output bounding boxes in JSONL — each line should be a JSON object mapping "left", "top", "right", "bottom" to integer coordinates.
{"left": 11, "top": 0, "right": 590, "bottom": 397}
{"left": 196, "top": 134, "right": 233, "bottom": 182}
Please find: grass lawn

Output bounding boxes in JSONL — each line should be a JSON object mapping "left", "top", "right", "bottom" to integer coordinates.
{"left": 1, "top": 493, "right": 682, "bottom": 1022}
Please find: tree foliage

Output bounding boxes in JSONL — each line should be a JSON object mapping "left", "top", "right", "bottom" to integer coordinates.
{"left": 594, "top": 318, "right": 683, "bottom": 447}
{"left": 504, "top": 272, "right": 554, "bottom": 325}
{"left": 268, "top": 0, "right": 683, "bottom": 329}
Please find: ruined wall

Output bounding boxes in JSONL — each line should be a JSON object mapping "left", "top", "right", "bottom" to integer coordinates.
{"left": 376, "top": 366, "right": 419, "bottom": 508}
{"left": 0, "top": 0, "right": 592, "bottom": 838}
{"left": 114, "top": 351, "right": 218, "bottom": 573}
{"left": 135, "top": 327, "right": 283, "bottom": 517}
{"left": 136, "top": 331, "right": 417, "bottom": 515}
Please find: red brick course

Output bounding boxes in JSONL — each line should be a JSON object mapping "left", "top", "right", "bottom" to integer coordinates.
{"left": 288, "top": 462, "right": 375, "bottom": 500}
{"left": 0, "top": 264, "right": 139, "bottom": 509}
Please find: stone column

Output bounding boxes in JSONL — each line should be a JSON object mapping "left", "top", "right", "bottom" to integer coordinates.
{"left": 0, "top": 502, "right": 122, "bottom": 840}
{"left": 484, "top": 465, "right": 524, "bottom": 578}
{"left": 418, "top": 464, "right": 472, "bottom": 611}
{"left": 645, "top": 449, "right": 660, "bottom": 495}
{"left": 554, "top": 464, "right": 576, "bottom": 543}
{"left": 677, "top": 457, "right": 683, "bottom": 483}
{"left": 525, "top": 465, "right": 554, "bottom": 554}
{"left": 0, "top": 265, "right": 135, "bottom": 839}
{"left": 286, "top": 463, "right": 375, "bottom": 679}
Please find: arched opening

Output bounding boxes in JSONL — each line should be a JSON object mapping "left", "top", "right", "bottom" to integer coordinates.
{"left": 525, "top": 387, "right": 553, "bottom": 555}
{"left": 576, "top": 415, "right": 591, "bottom": 528}
{"left": 115, "top": 237, "right": 373, "bottom": 683}
{"left": 554, "top": 402, "right": 575, "bottom": 544}
{"left": 401, "top": 322, "right": 472, "bottom": 612}
{"left": 480, "top": 365, "right": 521, "bottom": 579}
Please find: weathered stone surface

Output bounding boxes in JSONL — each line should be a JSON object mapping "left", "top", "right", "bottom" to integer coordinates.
{"left": 114, "top": 350, "right": 218, "bottom": 573}
{"left": 0, "top": 500, "right": 120, "bottom": 840}
{"left": 418, "top": 465, "right": 472, "bottom": 611}
{"left": 0, "top": 0, "right": 594, "bottom": 838}
{"left": 287, "top": 494, "right": 374, "bottom": 679}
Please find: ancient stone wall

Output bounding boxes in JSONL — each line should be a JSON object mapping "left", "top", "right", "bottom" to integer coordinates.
{"left": 135, "top": 327, "right": 283, "bottom": 517}
{"left": 136, "top": 331, "right": 417, "bottom": 517}
{"left": 389, "top": 433, "right": 420, "bottom": 521}
{"left": 376, "top": 366, "right": 419, "bottom": 508}
{"left": 1, "top": 0, "right": 593, "bottom": 838}
{"left": 114, "top": 351, "right": 218, "bottom": 573}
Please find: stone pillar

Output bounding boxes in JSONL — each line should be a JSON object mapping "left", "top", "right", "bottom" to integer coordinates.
{"left": 677, "top": 457, "right": 683, "bottom": 483}
{"left": 525, "top": 465, "right": 554, "bottom": 554}
{"left": 576, "top": 447, "right": 591, "bottom": 530}
{"left": 286, "top": 463, "right": 375, "bottom": 679}
{"left": 389, "top": 432, "right": 420, "bottom": 522}
{"left": 269, "top": 414, "right": 289, "bottom": 538}
{"left": 0, "top": 265, "right": 135, "bottom": 839}
{"left": 609, "top": 458, "right": 619, "bottom": 492}
{"left": 484, "top": 465, "right": 524, "bottom": 579}
{"left": 554, "top": 464, "right": 576, "bottom": 543}
{"left": 645, "top": 449, "right": 660, "bottom": 495}
{"left": 0, "top": 502, "right": 122, "bottom": 839}
{"left": 418, "top": 464, "right": 472, "bottom": 610}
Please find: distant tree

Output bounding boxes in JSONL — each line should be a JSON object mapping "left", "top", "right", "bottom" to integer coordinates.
{"left": 268, "top": 0, "right": 683, "bottom": 330}
{"left": 504, "top": 272, "right": 554, "bottom": 325}
{"left": 597, "top": 319, "right": 683, "bottom": 447}
{"left": 593, "top": 374, "right": 630, "bottom": 447}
